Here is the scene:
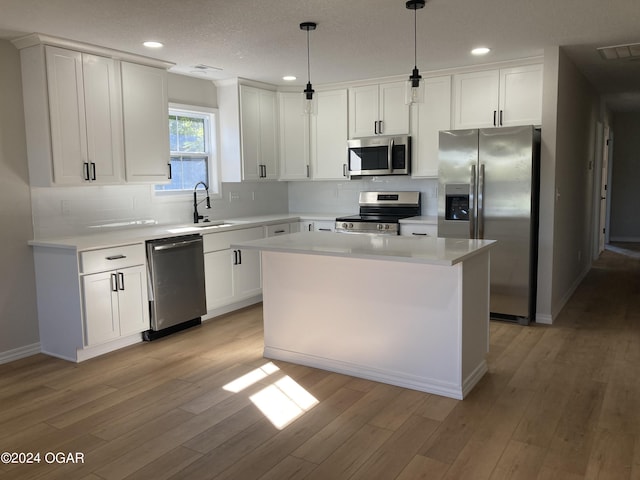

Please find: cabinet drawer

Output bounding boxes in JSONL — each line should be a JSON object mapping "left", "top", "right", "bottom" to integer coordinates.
{"left": 265, "top": 223, "right": 291, "bottom": 237}
{"left": 203, "top": 226, "right": 264, "bottom": 253}
{"left": 80, "top": 243, "right": 146, "bottom": 274}
{"left": 400, "top": 224, "right": 438, "bottom": 237}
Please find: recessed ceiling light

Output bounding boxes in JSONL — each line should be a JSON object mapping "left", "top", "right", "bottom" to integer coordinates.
{"left": 143, "top": 41, "right": 164, "bottom": 48}
{"left": 283, "top": 75, "right": 297, "bottom": 81}
{"left": 471, "top": 47, "right": 491, "bottom": 56}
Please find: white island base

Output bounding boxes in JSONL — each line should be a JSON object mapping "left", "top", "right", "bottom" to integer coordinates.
{"left": 258, "top": 239, "right": 492, "bottom": 400}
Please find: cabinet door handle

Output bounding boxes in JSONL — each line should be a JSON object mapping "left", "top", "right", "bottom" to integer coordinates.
{"left": 233, "top": 250, "right": 238, "bottom": 265}
{"left": 90, "top": 162, "right": 97, "bottom": 180}
{"left": 343, "top": 164, "right": 347, "bottom": 177}
{"left": 499, "top": 110, "right": 503, "bottom": 126}
{"left": 378, "top": 120, "right": 383, "bottom": 134}
{"left": 118, "top": 272, "right": 125, "bottom": 291}
{"left": 168, "top": 163, "right": 172, "bottom": 179}
{"left": 374, "top": 121, "right": 378, "bottom": 135}
{"left": 493, "top": 110, "right": 497, "bottom": 127}
{"left": 83, "top": 162, "right": 90, "bottom": 181}
{"left": 306, "top": 165, "right": 310, "bottom": 178}
{"left": 238, "top": 249, "right": 242, "bottom": 265}
{"left": 308, "top": 224, "right": 313, "bottom": 231}
{"left": 111, "top": 273, "right": 118, "bottom": 292}
{"left": 106, "top": 254, "right": 126, "bottom": 260}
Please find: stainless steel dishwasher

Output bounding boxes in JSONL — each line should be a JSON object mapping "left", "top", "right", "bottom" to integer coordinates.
{"left": 144, "top": 234, "right": 206, "bottom": 340}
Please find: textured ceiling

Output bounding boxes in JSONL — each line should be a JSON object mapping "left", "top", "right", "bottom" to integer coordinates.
{"left": 1, "top": 0, "right": 640, "bottom": 111}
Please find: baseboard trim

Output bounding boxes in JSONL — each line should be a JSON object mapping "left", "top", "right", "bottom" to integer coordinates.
{"left": 0, "top": 342, "right": 41, "bottom": 365}
{"left": 610, "top": 236, "right": 640, "bottom": 242}
{"left": 202, "top": 295, "right": 263, "bottom": 321}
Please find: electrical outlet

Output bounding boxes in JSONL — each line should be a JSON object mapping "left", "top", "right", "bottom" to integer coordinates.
{"left": 229, "top": 192, "right": 240, "bottom": 201}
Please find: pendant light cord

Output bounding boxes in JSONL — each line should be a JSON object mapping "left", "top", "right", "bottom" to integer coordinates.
{"left": 413, "top": 5, "right": 418, "bottom": 69}
{"left": 307, "top": 30, "right": 311, "bottom": 83}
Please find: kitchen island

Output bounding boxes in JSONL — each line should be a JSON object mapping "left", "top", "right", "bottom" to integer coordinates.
{"left": 233, "top": 232, "right": 496, "bottom": 399}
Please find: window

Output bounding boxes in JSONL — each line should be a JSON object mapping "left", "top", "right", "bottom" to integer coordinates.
{"left": 155, "top": 104, "right": 220, "bottom": 194}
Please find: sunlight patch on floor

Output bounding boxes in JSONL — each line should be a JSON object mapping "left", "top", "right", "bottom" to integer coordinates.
{"left": 223, "top": 362, "right": 319, "bottom": 429}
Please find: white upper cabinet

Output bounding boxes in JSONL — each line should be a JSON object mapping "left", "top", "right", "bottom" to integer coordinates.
{"left": 16, "top": 35, "right": 172, "bottom": 187}
{"left": 348, "top": 81, "right": 409, "bottom": 138}
{"left": 278, "top": 89, "right": 349, "bottom": 181}
{"left": 410, "top": 75, "right": 452, "bottom": 178}
{"left": 498, "top": 65, "right": 544, "bottom": 127}
{"left": 22, "top": 45, "right": 123, "bottom": 186}
{"left": 278, "top": 92, "right": 310, "bottom": 180}
{"left": 311, "top": 89, "right": 349, "bottom": 180}
{"left": 452, "top": 64, "right": 542, "bottom": 129}
{"left": 121, "top": 62, "right": 170, "bottom": 183}
{"left": 240, "top": 85, "right": 279, "bottom": 180}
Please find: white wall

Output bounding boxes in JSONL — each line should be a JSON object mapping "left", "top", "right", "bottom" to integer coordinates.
{"left": 609, "top": 112, "right": 640, "bottom": 241}
{"left": 0, "top": 40, "right": 40, "bottom": 361}
{"left": 537, "top": 47, "right": 600, "bottom": 324}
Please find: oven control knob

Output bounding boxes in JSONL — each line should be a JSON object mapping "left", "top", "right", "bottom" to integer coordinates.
{"left": 349, "top": 223, "right": 353, "bottom": 228}
{"left": 377, "top": 224, "right": 383, "bottom": 230}
{"left": 384, "top": 224, "right": 390, "bottom": 230}
{"left": 342, "top": 223, "right": 348, "bottom": 229}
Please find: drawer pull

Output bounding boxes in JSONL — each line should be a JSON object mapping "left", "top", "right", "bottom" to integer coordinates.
{"left": 106, "top": 254, "right": 127, "bottom": 260}
{"left": 411, "top": 233, "right": 429, "bottom": 236}
{"left": 274, "top": 230, "right": 286, "bottom": 234}
{"left": 318, "top": 228, "right": 332, "bottom": 232}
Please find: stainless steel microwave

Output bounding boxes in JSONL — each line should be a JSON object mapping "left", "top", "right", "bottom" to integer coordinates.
{"left": 347, "top": 135, "right": 411, "bottom": 176}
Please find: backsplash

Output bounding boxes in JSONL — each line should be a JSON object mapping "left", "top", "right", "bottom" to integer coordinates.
{"left": 30, "top": 177, "right": 438, "bottom": 238}
{"left": 287, "top": 177, "right": 438, "bottom": 216}
{"left": 31, "top": 182, "right": 289, "bottom": 238}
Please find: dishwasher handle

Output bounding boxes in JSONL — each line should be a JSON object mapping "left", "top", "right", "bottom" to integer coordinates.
{"left": 151, "top": 237, "right": 202, "bottom": 252}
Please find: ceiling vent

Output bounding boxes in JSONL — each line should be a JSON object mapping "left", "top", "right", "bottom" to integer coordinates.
{"left": 597, "top": 42, "right": 640, "bottom": 61}
{"left": 190, "top": 64, "right": 223, "bottom": 74}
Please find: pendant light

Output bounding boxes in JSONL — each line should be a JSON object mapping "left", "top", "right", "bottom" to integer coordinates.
{"left": 300, "top": 21, "right": 317, "bottom": 115}
{"left": 405, "top": 0, "right": 426, "bottom": 104}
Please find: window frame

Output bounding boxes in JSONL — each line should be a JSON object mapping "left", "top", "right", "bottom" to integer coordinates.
{"left": 155, "top": 103, "right": 221, "bottom": 199}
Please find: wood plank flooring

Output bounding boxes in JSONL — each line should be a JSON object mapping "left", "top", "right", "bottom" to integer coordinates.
{"left": 1, "top": 249, "right": 639, "bottom": 480}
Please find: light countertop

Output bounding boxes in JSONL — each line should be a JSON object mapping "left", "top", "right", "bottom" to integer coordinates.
{"left": 28, "top": 214, "right": 302, "bottom": 251}
{"left": 233, "top": 231, "right": 495, "bottom": 266}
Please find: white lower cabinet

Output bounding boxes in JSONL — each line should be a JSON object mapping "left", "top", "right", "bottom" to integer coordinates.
{"left": 31, "top": 242, "right": 150, "bottom": 362}
{"left": 265, "top": 222, "right": 291, "bottom": 237}
{"left": 299, "top": 220, "right": 336, "bottom": 232}
{"left": 81, "top": 264, "right": 149, "bottom": 346}
{"left": 203, "top": 227, "right": 264, "bottom": 311}
{"left": 400, "top": 223, "right": 438, "bottom": 237}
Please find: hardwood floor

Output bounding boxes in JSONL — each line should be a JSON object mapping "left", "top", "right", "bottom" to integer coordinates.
{"left": 1, "top": 249, "right": 639, "bottom": 480}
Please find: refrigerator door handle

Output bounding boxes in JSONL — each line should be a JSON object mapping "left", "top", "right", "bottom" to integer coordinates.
{"left": 478, "top": 163, "right": 485, "bottom": 239}
{"left": 469, "top": 164, "right": 476, "bottom": 238}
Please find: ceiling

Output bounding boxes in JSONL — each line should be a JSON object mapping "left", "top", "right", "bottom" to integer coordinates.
{"left": 1, "top": 0, "right": 640, "bottom": 111}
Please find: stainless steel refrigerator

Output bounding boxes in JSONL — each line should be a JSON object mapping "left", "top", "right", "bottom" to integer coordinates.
{"left": 438, "top": 126, "right": 540, "bottom": 324}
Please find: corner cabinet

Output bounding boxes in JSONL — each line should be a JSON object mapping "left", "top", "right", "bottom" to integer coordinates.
{"left": 452, "top": 64, "right": 543, "bottom": 129}
{"left": 20, "top": 45, "right": 124, "bottom": 186}
{"left": 410, "top": 76, "right": 452, "bottom": 178}
{"left": 348, "top": 81, "right": 409, "bottom": 138}
{"left": 121, "top": 62, "right": 171, "bottom": 183}
{"left": 278, "top": 89, "right": 349, "bottom": 181}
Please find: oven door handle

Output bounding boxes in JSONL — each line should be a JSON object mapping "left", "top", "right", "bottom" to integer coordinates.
{"left": 388, "top": 138, "right": 394, "bottom": 173}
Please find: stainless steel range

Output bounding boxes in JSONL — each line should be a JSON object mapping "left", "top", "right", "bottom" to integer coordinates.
{"left": 335, "top": 191, "right": 421, "bottom": 235}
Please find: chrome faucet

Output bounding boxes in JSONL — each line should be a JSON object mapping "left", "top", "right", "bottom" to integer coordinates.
{"left": 193, "top": 181, "right": 211, "bottom": 223}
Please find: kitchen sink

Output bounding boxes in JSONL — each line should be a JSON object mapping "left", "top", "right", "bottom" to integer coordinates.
{"left": 166, "top": 222, "right": 234, "bottom": 234}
